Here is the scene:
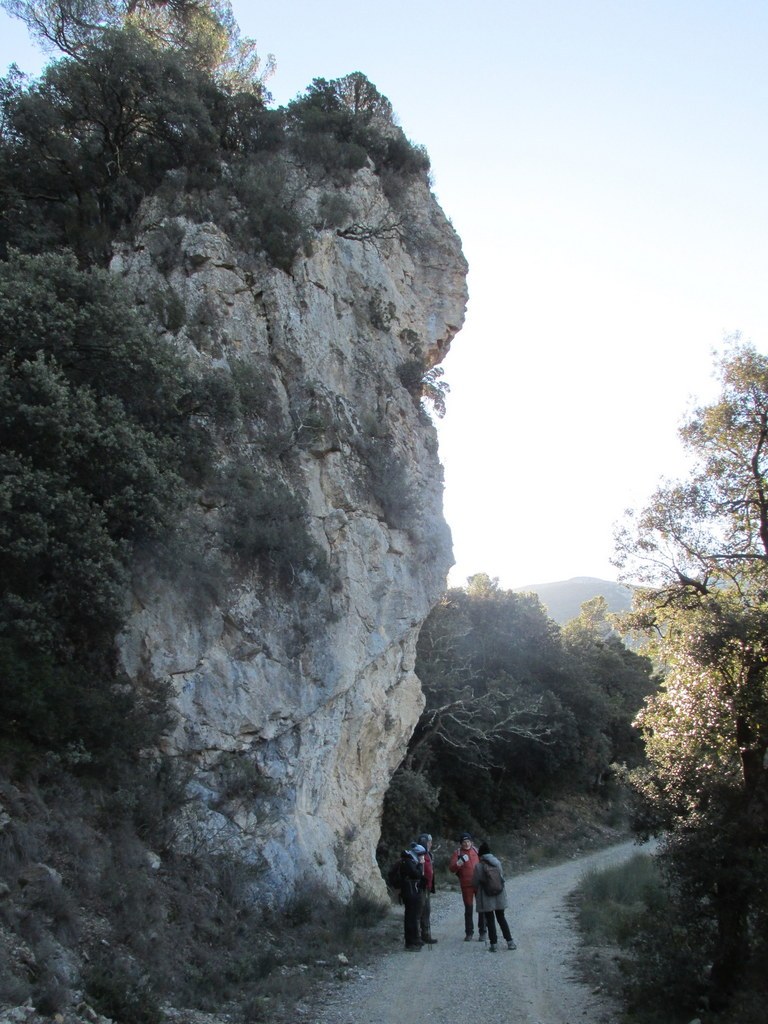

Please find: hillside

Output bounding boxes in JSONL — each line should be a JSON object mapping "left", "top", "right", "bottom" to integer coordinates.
{"left": 514, "top": 576, "right": 633, "bottom": 624}
{"left": 0, "top": 15, "right": 467, "bottom": 1018}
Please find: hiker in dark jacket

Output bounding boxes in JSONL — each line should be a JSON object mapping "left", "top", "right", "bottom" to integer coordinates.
{"left": 471, "top": 841, "right": 516, "bottom": 952}
{"left": 400, "top": 844, "right": 426, "bottom": 950}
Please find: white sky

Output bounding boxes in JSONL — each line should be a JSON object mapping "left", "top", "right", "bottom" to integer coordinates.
{"left": 3, "top": 1, "right": 768, "bottom": 589}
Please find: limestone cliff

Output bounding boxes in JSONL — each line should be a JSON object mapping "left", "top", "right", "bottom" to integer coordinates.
{"left": 112, "top": 158, "right": 467, "bottom": 901}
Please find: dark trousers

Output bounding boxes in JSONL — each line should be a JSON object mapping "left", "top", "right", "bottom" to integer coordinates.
{"left": 483, "top": 909, "right": 512, "bottom": 944}
{"left": 419, "top": 891, "right": 431, "bottom": 939}
{"left": 464, "top": 903, "right": 486, "bottom": 936}
{"left": 403, "top": 892, "right": 421, "bottom": 946}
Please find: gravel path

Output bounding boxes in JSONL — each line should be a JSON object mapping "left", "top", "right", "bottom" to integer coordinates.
{"left": 311, "top": 840, "right": 642, "bottom": 1024}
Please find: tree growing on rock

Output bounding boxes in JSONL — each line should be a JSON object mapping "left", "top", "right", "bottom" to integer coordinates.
{"left": 0, "top": 0, "right": 273, "bottom": 91}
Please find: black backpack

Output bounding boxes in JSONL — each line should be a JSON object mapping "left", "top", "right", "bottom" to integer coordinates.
{"left": 480, "top": 861, "right": 504, "bottom": 896}
{"left": 386, "top": 859, "right": 403, "bottom": 889}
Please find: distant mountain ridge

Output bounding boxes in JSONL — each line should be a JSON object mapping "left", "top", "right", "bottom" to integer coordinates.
{"left": 513, "top": 576, "right": 633, "bottom": 625}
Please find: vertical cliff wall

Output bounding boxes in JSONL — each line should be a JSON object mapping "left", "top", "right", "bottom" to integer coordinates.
{"left": 112, "top": 159, "right": 467, "bottom": 900}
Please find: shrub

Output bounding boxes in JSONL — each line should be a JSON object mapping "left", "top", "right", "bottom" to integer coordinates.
{"left": 286, "top": 73, "right": 429, "bottom": 186}
{"left": 397, "top": 359, "right": 449, "bottom": 418}
{"left": 573, "top": 850, "right": 713, "bottom": 1020}
{"left": 316, "top": 191, "right": 356, "bottom": 229}
{"left": 369, "top": 291, "right": 395, "bottom": 330}
{"left": 85, "top": 954, "right": 164, "bottom": 1024}
{"left": 0, "top": 30, "right": 221, "bottom": 264}
{"left": 0, "top": 250, "right": 200, "bottom": 759}
{"left": 357, "top": 435, "right": 418, "bottom": 532}
{"left": 575, "top": 852, "right": 662, "bottom": 945}
{"left": 378, "top": 766, "right": 439, "bottom": 864}
{"left": 219, "top": 461, "right": 328, "bottom": 584}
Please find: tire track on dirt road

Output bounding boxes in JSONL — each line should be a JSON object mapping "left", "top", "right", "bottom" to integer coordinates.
{"left": 312, "top": 840, "right": 644, "bottom": 1024}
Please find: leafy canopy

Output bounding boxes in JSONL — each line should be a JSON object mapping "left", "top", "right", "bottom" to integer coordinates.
{"left": 0, "top": 250, "right": 201, "bottom": 755}
{"left": 0, "top": 0, "right": 273, "bottom": 91}
{"left": 617, "top": 340, "right": 768, "bottom": 1004}
{"left": 384, "top": 576, "right": 654, "bottom": 841}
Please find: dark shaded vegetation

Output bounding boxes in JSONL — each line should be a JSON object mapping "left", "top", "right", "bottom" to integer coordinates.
{"left": 0, "top": 249, "right": 201, "bottom": 763}
{"left": 0, "top": 11, "right": 434, "bottom": 1021}
{"left": 0, "top": 29, "right": 430, "bottom": 268}
{"left": 568, "top": 341, "right": 768, "bottom": 1024}
{"left": 380, "top": 574, "right": 657, "bottom": 862}
{"left": 0, "top": 760, "right": 389, "bottom": 1023}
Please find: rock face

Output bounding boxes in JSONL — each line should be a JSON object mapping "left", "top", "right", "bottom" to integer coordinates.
{"left": 112, "top": 160, "right": 467, "bottom": 901}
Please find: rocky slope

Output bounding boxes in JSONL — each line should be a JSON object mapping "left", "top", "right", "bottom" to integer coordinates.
{"left": 112, "top": 160, "right": 467, "bottom": 901}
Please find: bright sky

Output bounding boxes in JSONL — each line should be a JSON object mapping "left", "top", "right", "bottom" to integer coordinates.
{"left": 3, "top": 1, "right": 768, "bottom": 589}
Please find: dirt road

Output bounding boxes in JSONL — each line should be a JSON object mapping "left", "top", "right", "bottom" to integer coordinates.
{"left": 312, "top": 840, "right": 641, "bottom": 1024}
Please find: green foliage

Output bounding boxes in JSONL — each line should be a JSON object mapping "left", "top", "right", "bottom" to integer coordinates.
{"left": 575, "top": 852, "right": 662, "bottom": 945}
{"left": 369, "top": 291, "right": 395, "bottom": 330}
{"left": 1, "top": 0, "right": 273, "bottom": 94}
{"left": 574, "top": 850, "right": 710, "bottom": 1021}
{"left": 0, "top": 29, "right": 221, "bottom": 261}
{"left": 378, "top": 766, "right": 439, "bottom": 862}
{"left": 395, "top": 581, "right": 655, "bottom": 838}
{"left": 0, "top": 250, "right": 201, "bottom": 758}
{"left": 360, "top": 436, "right": 419, "bottom": 533}
{"left": 0, "top": 34, "right": 426, "bottom": 270}
{"left": 224, "top": 158, "right": 311, "bottom": 270}
{"left": 617, "top": 340, "right": 768, "bottom": 1008}
{"left": 0, "top": 641, "right": 172, "bottom": 767}
{"left": 219, "top": 461, "right": 327, "bottom": 585}
{"left": 398, "top": 359, "right": 450, "bottom": 418}
{"left": 1, "top": 758, "right": 385, "bottom": 1022}
{"left": 85, "top": 955, "right": 164, "bottom": 1024}
{"left": 286, "top": 72, "right": 429, "bottom": 185}
{"left": 316, "top": 190, "right": 355, "bottom": 229}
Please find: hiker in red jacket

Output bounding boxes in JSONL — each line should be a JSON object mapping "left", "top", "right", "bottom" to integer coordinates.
{"left": 417, "top": 833, "right": 437, "bottom": 944}
{"left": 449, "top": 832, "right": 486, "bottom": 941}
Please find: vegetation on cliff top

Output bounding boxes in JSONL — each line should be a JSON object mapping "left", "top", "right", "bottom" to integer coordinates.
{"left": 0, "top": 6, "right": 429, "bottom": 267}
{"left": 0, "top": 7, "right": 444, "bottom": 1018}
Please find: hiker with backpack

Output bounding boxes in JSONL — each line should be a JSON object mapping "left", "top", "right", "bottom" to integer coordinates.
{"left": 449, "top": 832, "right": 486, "bottom": 942}
{"left": 471, "top": 841, "right": 517, "bottom": 952}
{"left": 389, "top": 843, "right": 427, "bottom": 951}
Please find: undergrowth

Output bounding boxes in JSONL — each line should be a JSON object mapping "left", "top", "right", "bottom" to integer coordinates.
{"left": 0, "top": 762, "right": 389, "bottom": 1024}
{"left": 571, "top": 850, "right": 768, "bottom": 1024}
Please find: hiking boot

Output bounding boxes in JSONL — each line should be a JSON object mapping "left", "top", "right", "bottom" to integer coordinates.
{"left": 464, "top": 934, "right": 473, "bottom": 941}
{"left": 478, "top": 934, "right": 486, "bottom": 942}
{"left": 488, "top": 943, "right": 498, "bottom": 952}
{"left": 421, "top": 937, "right": 438, "bottom": 944}
{"left": 405, "top": 944, "right": 422, "bottom": 951}
{"left": 507, "top": 939, "right": 517, "bottom": 950}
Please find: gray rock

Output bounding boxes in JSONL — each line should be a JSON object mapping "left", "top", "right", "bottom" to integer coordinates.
{"left": 112, "top": 161, "right": 467, "bottom": 903}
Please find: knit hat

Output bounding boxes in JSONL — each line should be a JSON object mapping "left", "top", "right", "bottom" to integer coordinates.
{"left": 460, "top": 832, "right": 473, "bottom": 841}
{"left": 478, "top": 841, "right": 491, "bottom": 856}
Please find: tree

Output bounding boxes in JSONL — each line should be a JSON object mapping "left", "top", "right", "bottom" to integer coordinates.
{"left": 561, "top": 597, "right": 656, "bottom": 782}
{"left": 0, "top": 0, "right": 273, "bottom": 91}
{"left": 385, "top": 577, "right": 654, "bottom": 836}
{"left": 0, "top": 28, "right": 221, "bottom": 260}
{"left": 615, "top": 340, "right": 768, "bottom": 596}
{"left": 616, "top": 340, "right": 768, "bottom": 1005}
{"left": 286, "top": 73, "right": 429, "bottom": 181}
{"left": 0, "top": 250, "right": 200, "bottom": 756}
